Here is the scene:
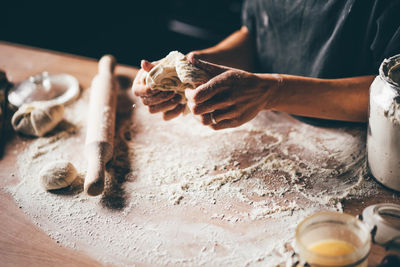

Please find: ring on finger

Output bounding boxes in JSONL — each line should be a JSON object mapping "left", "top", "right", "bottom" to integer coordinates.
{"left": 210, "top": 113, "right": 217, "bottom": 124}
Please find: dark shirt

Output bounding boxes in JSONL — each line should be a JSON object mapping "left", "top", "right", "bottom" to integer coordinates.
{"left": 242, "top": 0, "right": 400, "bottom": 78}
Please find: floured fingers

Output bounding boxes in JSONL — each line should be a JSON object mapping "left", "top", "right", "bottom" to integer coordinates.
{"left": 148, "top": 94, "right": 182, "bottom": 113}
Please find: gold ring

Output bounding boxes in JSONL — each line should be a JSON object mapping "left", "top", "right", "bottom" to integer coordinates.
{"left": 210, "top": 113, "right": 217, "bottom": 124}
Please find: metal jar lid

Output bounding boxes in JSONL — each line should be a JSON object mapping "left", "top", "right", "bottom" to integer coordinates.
{"left": 379, "top": 54, "right": 400, "bottom": 88}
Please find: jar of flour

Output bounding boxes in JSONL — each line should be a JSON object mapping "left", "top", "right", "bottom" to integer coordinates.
{"left": 367, "top": 54, "right": 400, "bottom": 192}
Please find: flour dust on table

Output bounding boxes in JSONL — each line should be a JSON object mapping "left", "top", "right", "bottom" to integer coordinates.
{"left": 6, "top": 89, "right": 379, "bottom": 266}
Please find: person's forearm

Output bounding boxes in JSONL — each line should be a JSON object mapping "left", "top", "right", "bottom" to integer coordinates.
{"left": 192, "top": 26, "right": 255, "bottom": 71}
{"left": 260, "top": 74, "right": 374, "bottom": 122}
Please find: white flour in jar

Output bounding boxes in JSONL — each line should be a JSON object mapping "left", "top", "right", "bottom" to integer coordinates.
{"left": 367, "top": 55, "right": 400, "bottom": 191}
{"left": 5, "top": 89, "right": 382, "bottom": 266}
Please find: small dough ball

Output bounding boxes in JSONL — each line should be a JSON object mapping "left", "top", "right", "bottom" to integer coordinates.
{"left": 40, "top": 161, "right": 78, "bottom": 190}
{"left": 11, "top": 101, "right": 64, "bottom": 137}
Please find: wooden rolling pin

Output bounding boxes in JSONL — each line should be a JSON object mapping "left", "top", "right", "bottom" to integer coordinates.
{"left": 84, "top": 55, "right": 117, "bottom": 196}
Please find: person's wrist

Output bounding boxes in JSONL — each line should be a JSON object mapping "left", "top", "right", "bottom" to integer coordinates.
{"left": 255, "top": 73, "right": 284, "bottom": 110}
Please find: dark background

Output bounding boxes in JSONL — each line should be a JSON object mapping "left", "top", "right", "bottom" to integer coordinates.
{"left": 2, "top": 0, "right": 243, "bottom": 66}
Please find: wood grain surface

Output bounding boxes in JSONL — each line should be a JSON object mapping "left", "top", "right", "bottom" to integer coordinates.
{"left": 0, "top": 41, "right": 135, "bottom": 267}
{"left": 0, "top": 41, "right": 399, "bottom": 266}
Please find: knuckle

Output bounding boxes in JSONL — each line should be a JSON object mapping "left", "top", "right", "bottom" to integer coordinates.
{"left": 210, "top": 124, "right": 220, "bottom": 130}
{"left": 224, "top": 70, "right": 238, "bottom": 83}
{"left": 132, "top": 85, "right": 144, "bottom": 96}
{"left": 161, "top": 91, "right": 173, "bottom": 99}
{"left": 221, "top": 70, "right": 233, "bottom": 79}
{"left": 224, "top": 96, "right": 235, "bottom": 105}
{"left": 192, "top": 105, "right": 203, "bottom": 115}
{"left": 177, "top": 104, "right": 186, "bottom": 113}
{"left": 148, "top": 105, "right": 158, "bottom": 114}
{"left": 174, "top": 94, "right": 182, "bottom": 102}
{"left": 232, "top": 118, "right": 243, "bottom": 127}
{"left": 141, "top": 97, "right": 150, "bottom": 105}
{"left": 193, "top": 93, "right": 202, "bottom": 102}
{"left": 168, "top": 94, "right": 180, "bottom": 104}
{"left": 225, "top": 69, "right": 235, "bottom": 76}
{"left": 171, "top": 102, "right": 180, "bottom": 111}
{"left": 145, "top": 88, "right": 153, "bottom": 95}
{"left": 133, "top": 73, "right": 145, "bottom": 85}
{"left": 231, "top": 110, "right": 241, "bottom": 118}
{"left": 162, "top": 112, "right": 172, "bottom": 121}
{"left": 193, "top": 88, "right": 207, "bottom": 102}
{"left": 200, "top": 114, "right": 211, "bottom": 125}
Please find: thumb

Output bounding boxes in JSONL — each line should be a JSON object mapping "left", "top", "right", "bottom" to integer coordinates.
{"left": 141, "top": 60, "right": 155, "bottom": 72}
{"left": 187, "top": 54, "right": 230, "bottom": 77}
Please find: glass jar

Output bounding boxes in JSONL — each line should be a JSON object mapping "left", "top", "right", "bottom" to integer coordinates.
{"left": 296, "top": 212, "right": 371, "bottom": 267}
{"left": 367, "top": 54, "right": 400, "bottom": 192}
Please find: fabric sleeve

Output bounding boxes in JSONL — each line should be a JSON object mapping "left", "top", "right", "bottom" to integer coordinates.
{"left": 370, "top": 0, "right": 400, "bottom": 70}
{"left": 241, "top": 0, "right": 256, "bottom": 33}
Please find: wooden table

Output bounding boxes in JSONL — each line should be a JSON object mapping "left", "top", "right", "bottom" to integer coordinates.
{"left": 0, "top": 42, "right": 135, "bottom": 266}
{"left": 0, "top": 41, "right": 399, "bottom": 266}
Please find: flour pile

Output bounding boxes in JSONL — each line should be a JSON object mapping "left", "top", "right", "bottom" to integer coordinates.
{"left": 6, "top": 90, "right": 379, "bottom": 266}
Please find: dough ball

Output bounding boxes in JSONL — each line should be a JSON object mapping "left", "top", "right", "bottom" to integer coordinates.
{"left": 40, "top": 161, "right": 78, "bottom": 190}
{"left": 146, "top": 51, "right": 209, "bottom": 93}
{"left": 146, "top": 61, "right": 181, "bottom": 91}
{"left": 11, "top": 101, "right": 64, "bottom": 137}
{"left": 175, "top": 55, "right": 209, "bottom": 89}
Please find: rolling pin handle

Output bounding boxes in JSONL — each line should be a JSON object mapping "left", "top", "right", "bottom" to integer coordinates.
{"left": 84, "top": 142, "right": 112, "bottom": 196}
{"left": 98, "top": 55, "right": 116, "bottom": 75}
{"left": 84, "top": 156, "right": 106, "bottom": 196}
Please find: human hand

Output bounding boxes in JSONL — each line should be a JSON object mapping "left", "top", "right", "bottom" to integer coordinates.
{"left": 132, "top": 60, "right": 186, "bottom": 120}
{"left": 185, "top": 54, "right": 281, "bottom": 130}
{"left": 186, "top": 51, "right": 215, "bottom": 64}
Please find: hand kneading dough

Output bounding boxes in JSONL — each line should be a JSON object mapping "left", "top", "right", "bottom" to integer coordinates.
{"left": 11, "top": 101, "right": 64, "bottom": 137}
{"left": 145, "top": 51, "right": 209, "bottom": 95}
{"left": 40, "top": 161, "right": 78, "bottom": 190}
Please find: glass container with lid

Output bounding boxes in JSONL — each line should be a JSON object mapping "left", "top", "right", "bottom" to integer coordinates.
{"left": 367, "top": 54, "right": 400, "bottom": 192}
{"left": 296, "top": 211, "right": 371, "bottom": 267}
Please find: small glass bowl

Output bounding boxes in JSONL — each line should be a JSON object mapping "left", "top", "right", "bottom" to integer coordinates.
{"left": 296, "top": 211, "right": 371, "bottom": 267}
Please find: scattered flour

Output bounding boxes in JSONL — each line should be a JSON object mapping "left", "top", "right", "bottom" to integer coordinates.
{"left": 4, "top": 89, "right": 380, "bottom": 266}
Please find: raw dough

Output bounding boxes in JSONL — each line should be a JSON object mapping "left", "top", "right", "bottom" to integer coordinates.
{"left": 11, "top": 101, "right": 64, "bottom": 137}
{"left": 145, "top": 51, "right": 209, "bottom": 95}
{"left": 40, "top": 160, "right": 78, "bottom": 190}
